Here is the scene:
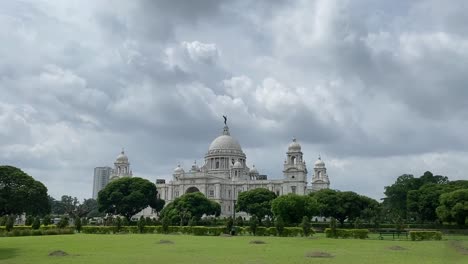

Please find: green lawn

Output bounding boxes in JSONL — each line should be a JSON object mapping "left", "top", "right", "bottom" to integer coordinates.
{"left": 0, "top": 234, "right": 467, "bottom": 264}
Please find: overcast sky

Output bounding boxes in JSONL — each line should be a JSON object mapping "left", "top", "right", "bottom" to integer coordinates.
{"left": 1, "top": 0, "right": 467, "bottom": 201}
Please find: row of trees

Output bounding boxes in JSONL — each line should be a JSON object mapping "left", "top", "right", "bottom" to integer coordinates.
{"left": 157, "top": 188, "right": 380, "bottom": 227}
{"left": 237, "top": 188, "right": 380, "bottom": 226}
{"left": 383, "top": 171, "right": 468, "bottom": 225}
{"left": 0, "top": 166, "right": 165, "bottom": 225}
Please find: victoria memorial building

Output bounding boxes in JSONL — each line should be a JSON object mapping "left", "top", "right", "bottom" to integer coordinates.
{"left": 154, "top": 121, "right": 331, "bottom": 217}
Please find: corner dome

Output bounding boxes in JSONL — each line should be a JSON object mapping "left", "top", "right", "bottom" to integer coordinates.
{"left": 315, "top": 156, "right": 325, "bottom": 167}
{"left": 174, "top": 164, "right": 184, "bottom": 174}
{"left": 116, "top": 150, "right": 128, "bottom": 163}
{"left": 250, "top": 165, "right": 258, "bottom": 174}
{"left": 232, "top": 160, "right": 243, "bottom": 169}
{"left": 288, "top": 138, "right": 301, "bottom": 151}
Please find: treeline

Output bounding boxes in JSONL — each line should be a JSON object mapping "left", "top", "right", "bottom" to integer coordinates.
{"left": 159, "top": 188, "right": 381, "bottom": 228}
{"left": 383, "top": 171, "right": 468, "bottom": 225}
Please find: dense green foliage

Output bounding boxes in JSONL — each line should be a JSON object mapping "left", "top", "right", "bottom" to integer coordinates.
{"left": 160, "top": 192, "right": 220, "bottom": 225}
{"left": 325, "top": 228, "right": 369, "bottom": 239}
{"left": 436, "top": 189, "right": 468, "bottom": 225}
{"left": 310, "top": 190, "right": 379, "bottom": 225}
{"left": 98, "top": 177, "right": 161, "bottom": 220}
{"left": 0, "top": 166, "right": 50, "bottom": 216}
{"left": 409, "top": 231, "right": 442, "bottom": 241}
{"left": 31, "top": 217, "right": 40, "bottom": 230}
{"left": 271, "top": 194, "right": 318, "bottom": 225}
{"left": 384, "top": 171, "right": 468, "bottom": 225}
{"left": 236, "top": 188, "right": 277, "bottom": 221}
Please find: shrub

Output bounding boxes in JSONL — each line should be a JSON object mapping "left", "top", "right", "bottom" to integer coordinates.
{"left": 57, "top": 216, "right": 69, "bottom": 228}
{"left": 25, "top": 215, "right": 34, "bottom": 226}
{"left": 301, "top": 216, "right": 311, "bottom": 236}
{"left": 225, "top": 217, "right": 234, "bottom": 234}
{"left": 6, "top": 215, "right": 14, "bottom": 232}
{"left": 409, "top": 231, "right": 442, "bottom": 241}
{"left": 267, "top": 227, "right": 277, "bottom": 236}
{"left": 325, "top": 228, "right": 369, "bottom": 239}
{"left": 42, "top": 215, "right": 51, "bottom": 226}
{"left": 249, "top": 216, "right": 258, "bottom": 235}
{"left": 235, "top": 216, "right": 244, "bottom": 227}
{"left": 256, "top": 227, "right": 267, "bottom": 236}
{"left": 188, "top": 216, "right": 196, "bottom": 227}
{"left": 162, "top": 217, "right": 170, "bottom": 234}
{"left": 32, "top": 217, "right": 41, "bottom": 230}
{"left": 275, "top": 216, "right": 285, "bottom": 236}
{"left": 137, "top": 216, "right": 146, "bottom": 233}
{"left": 75, "top": 217, "right": 82, "bottom": 233}
{"left": 0, "top": 216, "right": 6, "bottom": 226}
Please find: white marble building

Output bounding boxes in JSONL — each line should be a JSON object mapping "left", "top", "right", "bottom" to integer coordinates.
{"left": 156, "top": 123, "right": 330, "bottom": 217}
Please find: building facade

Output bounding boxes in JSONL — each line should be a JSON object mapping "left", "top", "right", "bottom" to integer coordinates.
{"left": 92, "top": 167, "right": 112, "bottom": 199}
{"left": 156, "top": 123, "right": 331, "bottom": 217}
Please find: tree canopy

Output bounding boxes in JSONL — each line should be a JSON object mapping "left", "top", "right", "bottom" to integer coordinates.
{"left": 98, "top": 177, "right": 162, "bottom": 220}
{"left": 271, "top": 194, "right": 318, "bottom": 225}
{"left": 0, "top": 165, "right": 50, "bottom": 216}
{"left": 311, "top": 189, "right": 379, "bottom": 225}
{"left": 160, "top": 192, "right": 220, "bottom": 225}
{"left": 436, "top": 189, "right": 468, "bottom": 226}
{"left": 236, "top": 188, "right": 277, "bottom": 221}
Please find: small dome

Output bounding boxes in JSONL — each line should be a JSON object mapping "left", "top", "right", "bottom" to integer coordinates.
{"left": 116, "top": 150, "right": 128, "bottom": 163}
{"left": 315, "top": 156, "right": 325, "bottom": 167}
{"left": 250, "top": 165, "right": 258, "bottom": 174}
{"left": 288, "top": 138, "right": 301, "bottom": 151}
{"left": 232, "top": 160, "right": 243, "bottom": 169}
{"left": 174, "top": 164, "right": 184, "bottom": 174}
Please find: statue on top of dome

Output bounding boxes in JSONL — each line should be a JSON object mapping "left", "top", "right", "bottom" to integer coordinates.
{"left": 223, "top": 115, "right": 227, "bottom": 125}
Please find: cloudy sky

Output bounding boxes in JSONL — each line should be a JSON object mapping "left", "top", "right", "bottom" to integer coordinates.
{"left": 1, "top": 0, "right": 467, "bottom": 201}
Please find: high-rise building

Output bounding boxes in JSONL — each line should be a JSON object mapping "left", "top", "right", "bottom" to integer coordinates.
{"left": 92, "top": 167, "right": 112, "bottom": 199}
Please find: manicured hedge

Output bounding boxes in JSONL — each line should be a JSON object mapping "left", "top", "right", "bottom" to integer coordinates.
{"left": 409, "top": 231, "right": 442, "bottom": 241}
{"left": 324, "top": 228, "right": 369, "bottom": 239}
{"left": 0, "top": 227, "right": 74, "bottom": 237}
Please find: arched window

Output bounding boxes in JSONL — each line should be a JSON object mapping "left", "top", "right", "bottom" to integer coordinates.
{"left": 291, "top": 156, "right": 296, "bottom": 164}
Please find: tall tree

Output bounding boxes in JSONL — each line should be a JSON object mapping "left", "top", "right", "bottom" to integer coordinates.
{"left": 160, "top": 192, "right": 220, "bottom": 225}
{"left": 436, "top": 189, "right": 468, "bottom": 226}
{"left": 98, "top": 177, "right": 162, "bottom": 220}
{"left": 0, "top": 166, "right": 50, "bottom": 216}
{"left": 271, "top": 194, "right": 318, "bottom": 225}
{"left": 311, "top": 189, "right": 376, "bottom": 226}
{"left": 236, "top": 188, "right": 277, "bottom": 222}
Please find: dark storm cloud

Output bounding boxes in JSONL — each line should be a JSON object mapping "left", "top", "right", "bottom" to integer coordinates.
{"left": 1, "top": 0, "right": 468, "bottom": 200}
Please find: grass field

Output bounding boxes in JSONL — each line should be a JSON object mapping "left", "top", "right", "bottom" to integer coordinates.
{"left": 1, "top": 234, "right": 467, "bottom": 264}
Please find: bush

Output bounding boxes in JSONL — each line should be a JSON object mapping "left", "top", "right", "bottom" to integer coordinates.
{"left": 225, "top": 217, "right": 234, "bottom": 234}
{"left": 42, "top": 215, "right": 51, "bottom": 226}
{"left": 275, "top": 216, "right": 285, "bottom": 236}
{"left": 6, "top": 215, "right": 14, "bottom": 232}
{"left": 75, "top": 217, "right": 82, "bottom": 233}
{"left": 409, "top": 231, "right": 442, "bottom": 241}
{"left": 57, "top": 216, "right": 69, "bottom": 228}
{"left": 256, "top": 227, "right": 267, "bottom": 236}
{"left": 249, "top": 216, "right": 258, "bottom": 235}
{"left": 25, "top": 215, "right": 34, "bottom": 226}
{"left": 137, "top": 216, "right": 146, "bottom": 233}
{"left": 162, "top": 217, "right": 170, "bottom": 234}
{"left": 32, "top": 217, "right": 41, "bottom": 230}
{"left": 235, "top": 216, "right": 244, "bottom": 227}
{"left": 325, "top": 228, "right": 369, "bottom": 239}
{"left": 301, "top": 216, "right": 311, "bottom": 236}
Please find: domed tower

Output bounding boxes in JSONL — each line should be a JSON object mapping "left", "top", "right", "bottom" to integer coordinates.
{"left": 110, "top": 149, "right": 132, "bottom": 180}
{"left": 173, "top": 164, "right": 185, "bottom": 181}
{"left": 311, "top": 156, "right": 330, "bottom": 191}
{"left": 204, "top": 123, "right": 247, "bottom": 179}
{"left": 282, "top": 138, "right": 307, "bottom": 195}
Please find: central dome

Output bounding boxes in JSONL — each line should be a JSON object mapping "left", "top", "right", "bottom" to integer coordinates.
{"left": 209, "top": 135, "right": 242, "bottom": 152}
{"left": 206, "top": 125, "right": 245, "bottom": 156}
